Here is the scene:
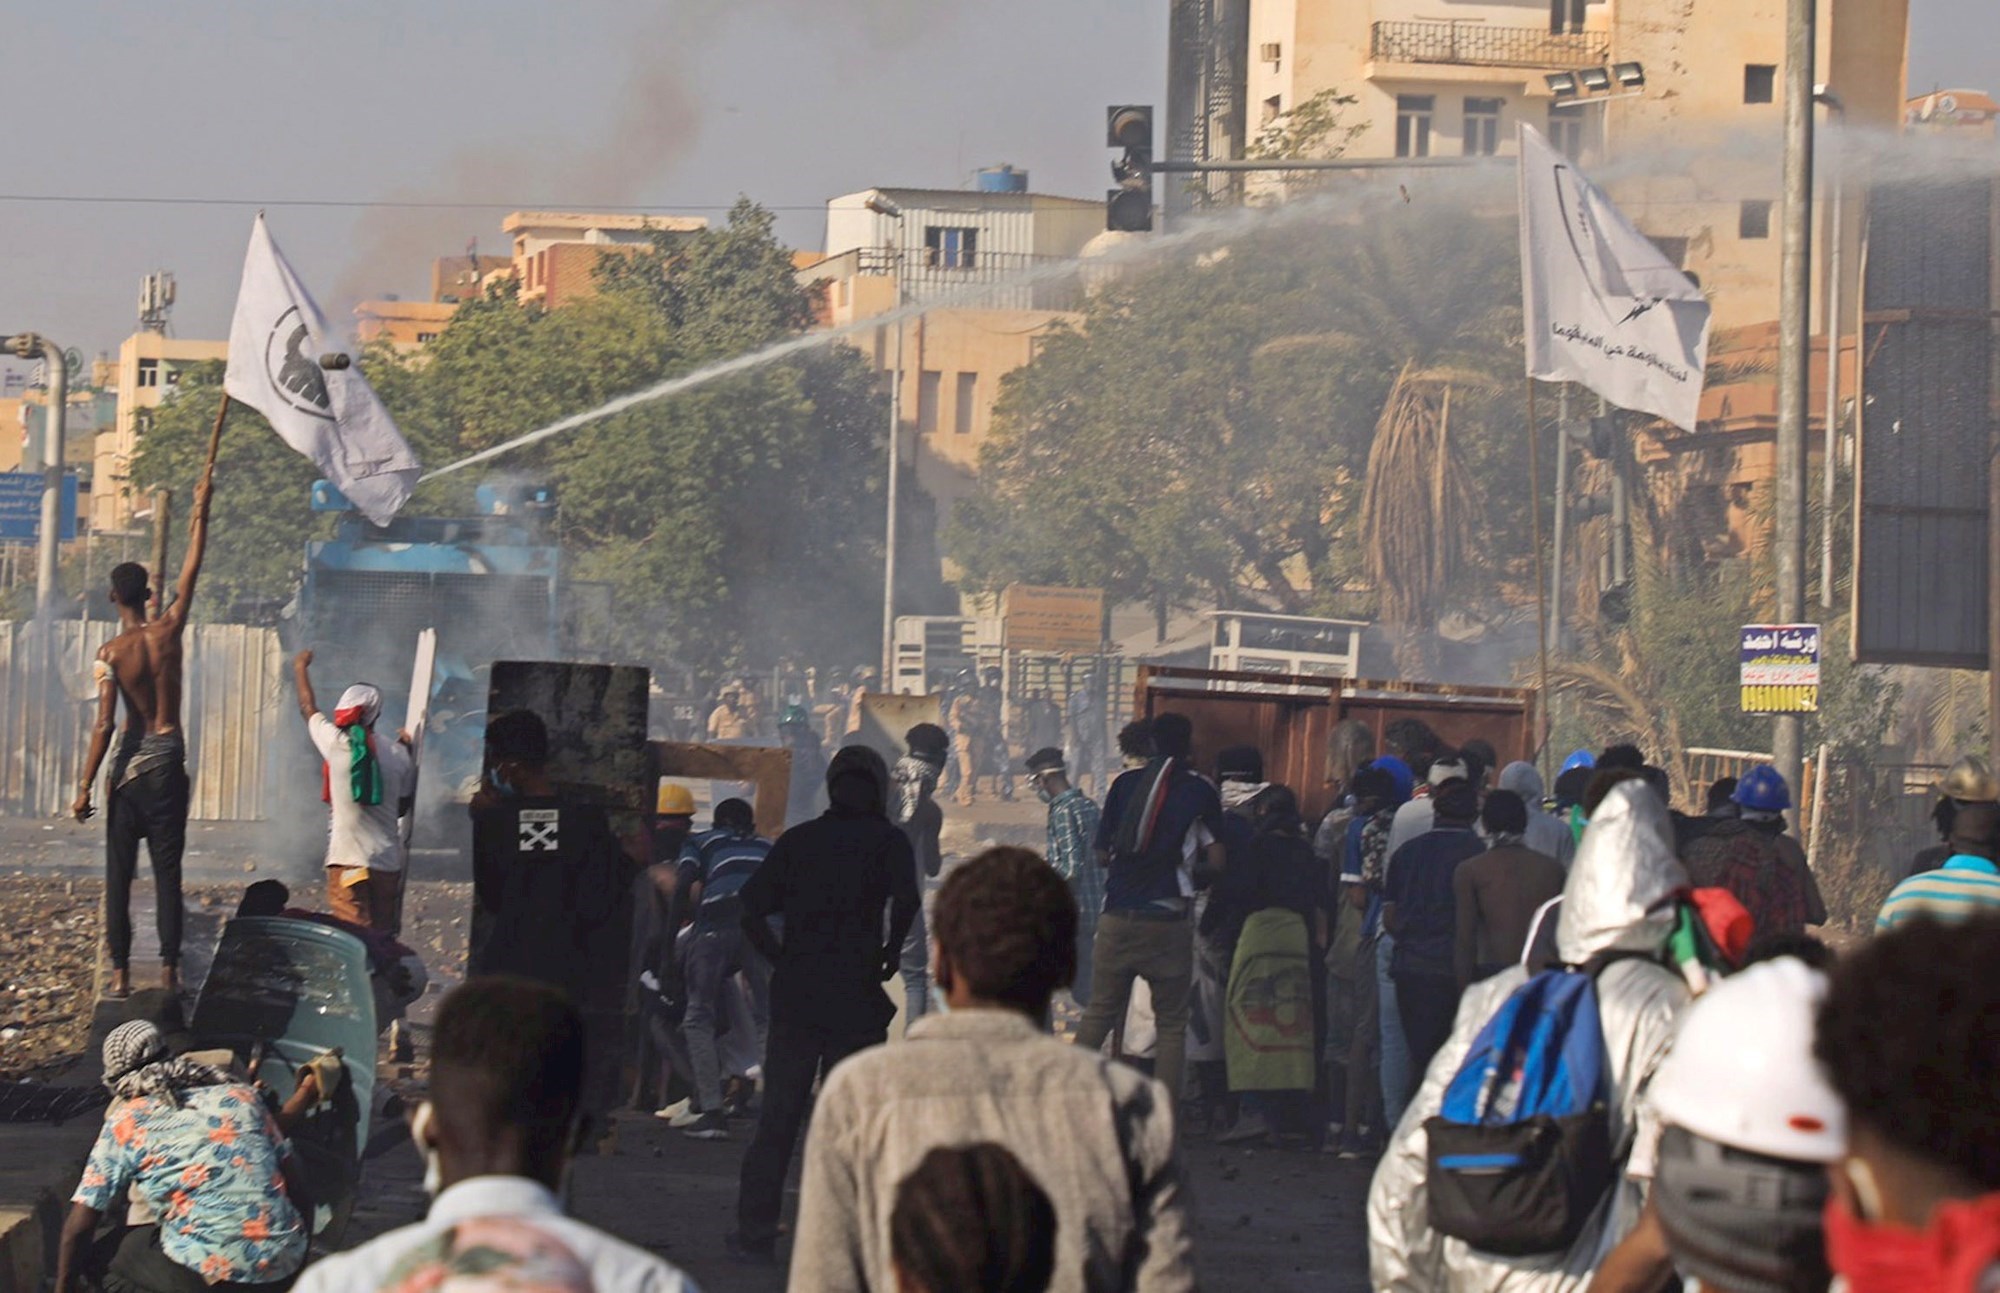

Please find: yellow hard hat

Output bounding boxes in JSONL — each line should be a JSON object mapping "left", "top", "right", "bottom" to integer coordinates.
{"left": 657, "top": 783, "right": 696, "bottom": 816}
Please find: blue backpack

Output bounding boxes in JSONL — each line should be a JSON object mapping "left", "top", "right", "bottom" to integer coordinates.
{"left": 1421, "top": 966, "right": 1619, "bottom": 1256}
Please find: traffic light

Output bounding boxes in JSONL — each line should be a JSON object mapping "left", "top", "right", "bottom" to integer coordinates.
{"left": 1106, "top": 105, "right": 1154, "bottom": 232}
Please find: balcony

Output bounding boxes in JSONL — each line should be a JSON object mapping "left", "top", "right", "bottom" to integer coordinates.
{"left": 849, "top": 247, "right": 1084, "bottom": 312}
{"left": 1370, "top": 20, "right": 1610, "bottom": 71}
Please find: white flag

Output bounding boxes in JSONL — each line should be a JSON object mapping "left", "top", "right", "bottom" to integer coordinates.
{"left": 224, "top": 215, "right": 419, "bottom": 525}
{"left": 1519, "top": 124, "right": 1711, "bottom": 432}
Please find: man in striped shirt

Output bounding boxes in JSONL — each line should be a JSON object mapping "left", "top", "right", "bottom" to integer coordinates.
{"left": 677, "top": 797, "right": 772, "bottom": 1139}
{"left": 1878, "top": 801, "right": 2000, "bottom": 931}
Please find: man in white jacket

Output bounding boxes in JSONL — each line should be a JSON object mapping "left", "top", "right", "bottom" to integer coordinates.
{"left": 1367, "top": 781, "right": 1693, "bottom": 1291}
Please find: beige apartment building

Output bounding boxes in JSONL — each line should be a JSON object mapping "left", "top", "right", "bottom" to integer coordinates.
{"left": 1236, "top": 0, "right": 1908, "bottom": 331}
{"left": 801, "top": 181, "right": 1102, "bottom": 530}
{"left": 503, "top": 211, "right": 707, "bottom": 309}
{"left": 94, "top": 332, "right": 228, "bottom": 532}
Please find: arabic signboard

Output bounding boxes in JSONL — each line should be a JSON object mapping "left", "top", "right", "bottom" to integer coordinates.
{"left": 1000, "top": 584, "right": 1105, "bottom": 653}
{"left": 1741, "top": 624, "right": 1821, "bottom": 714}
{"left": 0, "top": 471, "right": 77, "bottom": 541}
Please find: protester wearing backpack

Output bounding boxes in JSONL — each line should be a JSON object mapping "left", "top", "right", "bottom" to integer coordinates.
{"left": 1367, "top": 781, "right": 1694, "bottom": 1291}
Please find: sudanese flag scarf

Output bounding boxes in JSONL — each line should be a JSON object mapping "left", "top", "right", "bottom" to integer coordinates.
{"left": 323, "top": 684, "right": 385, "bottom": 806}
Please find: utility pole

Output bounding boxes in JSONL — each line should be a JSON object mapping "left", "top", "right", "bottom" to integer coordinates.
{"left": 1817, "top": 89, "right": 1846, "bottom": 612}
{"left": 1774, "top": 0, "right": 1817, "bottom": 805}
{"left": 6, "top": 333, "right": 69, "bottom": 620}
{"left": 867, "top": 195, "right": 908, "bottom": 688}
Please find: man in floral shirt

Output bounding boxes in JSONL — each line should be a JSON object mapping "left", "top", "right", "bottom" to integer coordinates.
{"left": 55, "top": 1020, "right": 307, "bottom": 1293}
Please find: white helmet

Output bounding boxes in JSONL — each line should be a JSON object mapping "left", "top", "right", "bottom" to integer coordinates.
{"left": 1648, "top": 956, "right": 1845, "bottom": 1163}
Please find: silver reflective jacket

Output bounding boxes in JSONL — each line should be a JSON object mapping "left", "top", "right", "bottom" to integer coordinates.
{"left": 1368, "top": 782, "right": 1694, "bottom": 1291}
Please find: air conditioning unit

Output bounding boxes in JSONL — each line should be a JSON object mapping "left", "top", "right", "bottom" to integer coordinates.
{"left": 1259, "top": 42, "right": 1282, "bottom": 65}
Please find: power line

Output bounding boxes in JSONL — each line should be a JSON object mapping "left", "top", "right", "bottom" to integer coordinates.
{"left": 0, "top": 194, "right": 828, "bottom": 212}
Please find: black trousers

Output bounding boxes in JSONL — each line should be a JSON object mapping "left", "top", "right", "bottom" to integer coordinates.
{"left": 735, "top": 1018, "right": 883, "bottom": 1249}
{"left": 1395, "top": 970, "right": 1462, "bottom": 1084}
{"left": 106, "top": 763, "right": 190, "bottom": 970}
{"left": 102, "top": 1224, "right": 294, "bottom": 1293}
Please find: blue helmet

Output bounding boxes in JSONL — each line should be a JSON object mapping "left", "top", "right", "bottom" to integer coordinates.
{"left": 1560, "top": 748, "right": 1596, "bottom": 775}
{"left": 1733, "top": 764, "right": 1791, "bottom": 813}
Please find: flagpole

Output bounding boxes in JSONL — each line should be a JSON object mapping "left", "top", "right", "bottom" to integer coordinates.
{"left": 204, "top": 393, "right": 230, "bottom": 480}
{"left": 1528, "top": 378, "right": 1552, "bottom": 774}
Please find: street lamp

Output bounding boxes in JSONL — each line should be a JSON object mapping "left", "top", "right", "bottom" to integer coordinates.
{"left": 1814, "top": 85, "right": 1846, "bottom": 611}
{"left": 865, "top": 194, "right": 907, "bottom": 687}
{"left": 3, "top": 332, "right": 68, "bottom": 618}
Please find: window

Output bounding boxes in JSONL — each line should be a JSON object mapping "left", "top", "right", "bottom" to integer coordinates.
{"left": 1395, "top": 95, "right": 1435, "bottom": 158}
{"left": 136, "top": 359, "right": 160, "bottom": 389}
{"left": 1740, "top": 199, "right": 1773, "bottom": 240}
{"left": 415, "top": 331, "right": 441, "bottom": 344}
{"left": 917, "top": 370, "right": 943, "bottom": 435}
{"left": 1463, "top": 98, "right": 1503, "bottom": 156}
{"left": 1550, "top": 0, "right": 1588, "bottom": 34}
{"left": 923, "top": 226, "right": 978, "bottom": 270}
{"left": 1649, "top": 235, "right": 1689, "bottom": 269}
{"left": 1744, "top": 65, "right": 1776, "bottom": 104}
{"left": 1548, "top": 105, "right": 1587, "bottom": 160}
{"left": 954, "top": 372, "right": 978, "bottom": 435}
{"left": 163, "top": 366, "right": 182, "bottom": 386}
{"left": 1262, "top": 94, "right": 1282, "bottom": 126}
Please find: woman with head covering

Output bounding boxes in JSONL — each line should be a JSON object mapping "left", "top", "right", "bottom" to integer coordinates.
{"left": 293, "top": 650, "right": 416, "bottom": 933}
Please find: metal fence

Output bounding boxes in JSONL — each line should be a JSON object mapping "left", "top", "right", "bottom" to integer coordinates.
{"left": 1370, "top": 21, "right": 1609, "bottom": 70}
{"left": 0, "top": 621, "right": 284, "bottom": 820}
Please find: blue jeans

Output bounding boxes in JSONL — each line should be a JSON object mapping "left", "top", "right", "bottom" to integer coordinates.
{"left": 1376, "top": 934, "right": 1415, "bottom": 1128}
{"left": 681, "top": 926, "right": 742, "bottom": 1114}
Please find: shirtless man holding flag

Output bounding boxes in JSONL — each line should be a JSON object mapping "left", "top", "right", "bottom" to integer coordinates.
{"left": 71, "top": 459, "right": 215, "bottom": 999}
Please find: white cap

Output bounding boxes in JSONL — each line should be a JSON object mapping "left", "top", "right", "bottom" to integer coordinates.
{"left": 1648, "top": 957, "right": 1845, "bottom": 1163}
{"left": 1428, "top": 757, "right": 1469, "bottom": 788}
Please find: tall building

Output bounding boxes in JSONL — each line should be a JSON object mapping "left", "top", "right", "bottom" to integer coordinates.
{"left": 96, "top": 332, "right": 228, "bottom": 532}
{"left": 802, "top": 177, "right": 1102, "bottom": 539}
{"left": 1220, "top": 0, "right": 1908, "bottom": 330}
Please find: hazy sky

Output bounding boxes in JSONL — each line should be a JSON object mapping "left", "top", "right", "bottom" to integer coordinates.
{"left": 2, "top": 0, "right": 1993, "bottom": 362}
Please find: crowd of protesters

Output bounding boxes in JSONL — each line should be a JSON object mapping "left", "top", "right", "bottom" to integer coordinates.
{"left": 56, "top": 634, "right": 2000, "bottom": 1292}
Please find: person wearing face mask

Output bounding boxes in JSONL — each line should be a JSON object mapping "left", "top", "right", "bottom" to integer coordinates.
{"left": 468, "top": 710, "right": 634, "bottom": 1128}
{"left": 293, "top": 978, "right": 698, "bottom": 1293}
{"left": 1588, "top": 956, "right": 1844, "bottom": 1293}
{"left": 1812, "top": 912, "right": 2000, "bottom": 1293}
{"left": 469, "top": 711, "right": 627, "bottom": 1002}
{"left": 1025, "top": 747, "right": 1103, "bottom": 1008}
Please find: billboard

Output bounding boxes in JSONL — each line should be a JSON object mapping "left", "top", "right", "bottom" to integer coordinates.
{"left": 0, "top": 471, "right": 78, "bottom": 541}
{"left": 1853, "top": 178, "right": 1997, "bottom": 667}
{"left": 1000, "top": 584, "right": 1106, "bottom": 653}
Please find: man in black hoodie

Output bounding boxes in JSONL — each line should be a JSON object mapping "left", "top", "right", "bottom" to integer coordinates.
{"left": 730, "top": 744, "right": 920, "bottom": 1263}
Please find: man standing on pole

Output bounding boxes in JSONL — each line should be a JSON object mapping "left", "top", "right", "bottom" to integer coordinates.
{"left": 71, "top": 458, "right": 216, "bottom": 999}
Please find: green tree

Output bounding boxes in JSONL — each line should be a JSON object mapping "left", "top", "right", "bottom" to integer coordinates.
{"left": 129, "top": 200, "right": 897, "bottom": 676}
{"left": 948, "top": 198, "right": 1526, "bottom": 656}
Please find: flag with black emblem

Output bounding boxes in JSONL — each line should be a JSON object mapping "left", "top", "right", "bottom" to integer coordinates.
{"left": 223, "top": 214, "right": 420, "bottom": 525}
{"left": 1519, "top": 124, "right": 1711, "bottom": 432}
